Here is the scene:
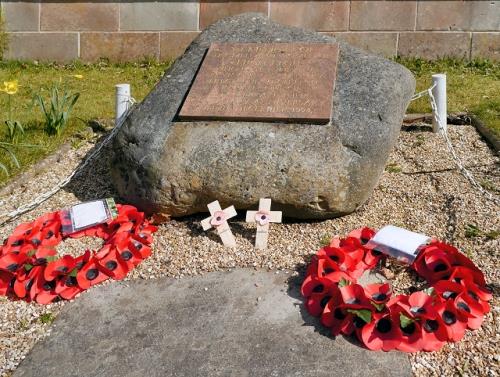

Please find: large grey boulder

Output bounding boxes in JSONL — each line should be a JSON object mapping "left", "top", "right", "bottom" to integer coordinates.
{"left": 111, "top": 13, "right": 415, "bottom": 219}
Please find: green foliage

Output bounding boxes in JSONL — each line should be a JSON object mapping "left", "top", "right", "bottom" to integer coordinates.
{"left": 465, "top": 224, "right": 481, "bottom": 238}
{"left": 484, "top": 230, "right": 499, "bottom": 240}
{"left": 385, "top": 163, "right": 402, "bottom": 173}
{"left": 347, "top": 309, "right": 372, "bottom": 324}
{"left": 465, "top": 223, "right": 500, "bottom": 240}
{"left": 0, "top": 141, "right": 19, "bottom": 176}
{"left": 399, "top": 313, "right": 415, "bottom": 328}
{"left": 0, "top": 10, "right": 8, "bottom": 60}
{"left": 338, "top": 278, "right": 351, "bottom": 288}
{"left": 423, "top": 287, "right": 435, "bottom": 296}
{"left": 4, "top": 119, "right": 24, "bottom": 142}
{"left": 480, "top": 179, "right": 499, "bottom": 193}
{"left": 319, "top": 233, "right": 331, "bottom": 247}
{"left": 371, "top": 302, "right": 385, "bottom": 312}
{"left": 18, "top": 318, "right": 30, "bottom": 330}
{"left": 39, "top": 312, "right": 55, "bottom": 324}
{"left": 35, "top": 83, "right": 80, "bottom": 136}
{"left": 0, "top": 60, "right": 170, "bottom": 185}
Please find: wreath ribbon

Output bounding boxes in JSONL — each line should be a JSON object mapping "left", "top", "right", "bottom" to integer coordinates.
{"left": 301, "top": 228, "right": 492, "bottom": 352}
{"left": 0, "top": 204, "right": 157, "bottom": 304}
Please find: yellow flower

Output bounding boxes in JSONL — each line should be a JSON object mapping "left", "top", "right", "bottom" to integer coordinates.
{"left": 72, "top": 74, "right": 84, "bottom": 79}
{"left": 1, "top": 80, "right": 19, "bottom": 95}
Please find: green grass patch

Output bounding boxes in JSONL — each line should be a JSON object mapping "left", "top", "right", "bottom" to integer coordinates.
{"left": 385, "top": 163, "right": 402, "bottom": 173}
{"left": 39, "top": 312, "right": 55, "bottom": 325}
{"left": 398, "top": 58, "right": 500, "bottom": 137}
{"left": 0, "top": 60, "right": 171, "bottom": 185}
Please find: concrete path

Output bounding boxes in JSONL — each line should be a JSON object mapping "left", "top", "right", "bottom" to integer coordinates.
{"left": 15, "top": 269, "right": 411, "bottom": 377}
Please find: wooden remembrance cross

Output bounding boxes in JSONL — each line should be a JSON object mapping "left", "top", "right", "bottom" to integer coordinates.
{"left": 201, "top": 200, "right": 238, "bottom": 247}
{"left": 246, "top": 198, "right": 282, "bottom": 249}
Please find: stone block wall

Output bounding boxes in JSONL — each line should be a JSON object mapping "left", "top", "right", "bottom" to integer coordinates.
{"left": 1, "top": 1, "right": 499, "bottom": 62}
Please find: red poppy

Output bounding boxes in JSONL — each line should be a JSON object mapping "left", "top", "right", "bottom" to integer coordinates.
{"left": 316, "top": 256, "right": 340, "bottom": 277}
{"left": 55, "top": 274, "right": 83, "bottom": 300}
{"left": 303, "top": 279, "right": 338, "bottom": 317}
{"left": 363, "top": 248, "right": 384, "bottom": 269}
{"left": 301, "top": 274, "right": 335, "bottom": 297}
{"left": 54, "top": 250, "right": 90, "bottom": 300}
{"left": 450, "top": 251, "right": 484, "bottom": 275}
{"left": 339, "top": 238, "right": 366, "bottom": 271}
{"left": 39, "top": 221, "right": 62, "bottom": 247}
{"left": 320, "top": 287, "right": 343, "bottom": 326}
{"left": 317, "top": 246, "right": 351, "bottom": 271}
{"left": 76, "top": 257, "right": 109, "bottom": 290}
{"left": 0, "top": 252, "right": 28, "bottom": 273}
{"left": 433, "top": 280, "right": 465, "bottom": 302}
{"left": 397, "top": 318, "right": 423, "bottom": 353}
{"left": 414, "top": 247, "right": 453, "bottom": 282}
{"left": 454, "top": 293, "right": 485, "bottom": 330}
{"left": 13, "top": 266, "right": 37, "bottom": 299}
{"left": 133, "top": 229, "right": 155, "bottom": 245}
{"left": 8, "top": 222, "right": 34, "bottom": 239}
{"left": 34, "top": 268, "right": 59, "bottom": 304}
{"left": 361, "top": 312, "right": 402, "bottom": 351}
{"left": 321, "top": 299, "right": 357, "bottom": 336}
{"left": 397, "top": 291, "right": 439, "bottom": 320}
{"left": 302, "top": 228, "right": 489, "bottom": 353}
{"left": 459, "top": 279, "right": 492, "bottom": 313}
{"left": 97, "top": 248, "right": 131, "bottom": 280}
{"left": 435, "top": 300, "right": 467, "bottom": 342}
{"left": 420, "top": 316, "right": 448, "bottom": 351}
{"left": 117, "top": 205, "right": 145, "bottom": 225}
{"left": 129, "top": 236, "right": 152, "bottom": 260}
{"left": 347, "top": 227, "right": 376, "bottom": 244}
{"left": 44, "top": 255, "right": 76, "bottom": 281}
{"left": 449, "top": 266, "right": 486, "bottom": 287}
{"left": 0, "top": 205, "right": 156, "bottom": 304}
{"left": 364, "top": 283, "right": 391, "bottom": 305}
{"left": 24, "top": 226, "right": 45, "bottom": 249}
{"left": 115, "top": 242, "right": 143, "bottom": 269}
{"left": 0, "top": 270, "right": 13, "bottom": 295}
{"left": 339, "top": 284, "right": 372, "bottom": 310}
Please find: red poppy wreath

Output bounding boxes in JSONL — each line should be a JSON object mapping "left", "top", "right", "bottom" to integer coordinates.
{"left": 301, "top": 228, "right": 492, "bottom": 352}
{"left": 0, "top": 205, "right": 157, "bottom": 304}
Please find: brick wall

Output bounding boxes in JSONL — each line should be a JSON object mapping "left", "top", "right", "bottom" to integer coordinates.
{"left": 1, "top": 1, "right": 499, "bottom": 62}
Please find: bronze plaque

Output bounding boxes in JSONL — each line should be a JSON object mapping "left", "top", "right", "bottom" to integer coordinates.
{"left": 179, "top": 42, "right": 339, "bottom": 123}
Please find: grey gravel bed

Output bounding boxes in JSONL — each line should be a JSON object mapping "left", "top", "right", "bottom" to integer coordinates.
{"left": 0, "top": 124, "right": 498, "bottom": 377}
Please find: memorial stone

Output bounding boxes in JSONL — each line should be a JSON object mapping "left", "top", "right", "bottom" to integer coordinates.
{"left": 111, "top": 13, "right": 415, "bottom": 219}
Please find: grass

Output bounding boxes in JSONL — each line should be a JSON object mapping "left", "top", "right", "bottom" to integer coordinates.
{"left": 39, "top": 312, "right": 55, "bottom": 325}
{"left": 0, "top": 57, "right": 498, "bottom": 187}
{"left": 399, "top": 57, "right": 500, "bottom": 136}
{"left": 0, "top": 59, "right": 170, "bottom": 185}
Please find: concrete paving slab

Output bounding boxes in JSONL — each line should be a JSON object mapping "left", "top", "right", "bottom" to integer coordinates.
{"left": 14, "top": 269, "right": 411, "bottom": 377}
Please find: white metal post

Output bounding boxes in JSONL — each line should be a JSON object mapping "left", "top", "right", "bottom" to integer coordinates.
{"left": 431, "top": 74, "right": 447, "bottom": 133}
{"left": 115, "top": 84, "right": 131, "bottom": 125}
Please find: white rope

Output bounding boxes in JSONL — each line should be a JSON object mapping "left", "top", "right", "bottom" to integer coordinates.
{"left": 426, "top": 88, "right": 499, "bottom": 205}
{"left": 0, "top": 98, "right": 136, "bottom": 226}
{"left": 410, "top": 83, "right": 436, "bottom": 102}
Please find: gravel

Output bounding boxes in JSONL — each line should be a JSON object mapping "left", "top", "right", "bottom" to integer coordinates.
{"left": 0, "top": 123, "right": 498, "bottom": 377}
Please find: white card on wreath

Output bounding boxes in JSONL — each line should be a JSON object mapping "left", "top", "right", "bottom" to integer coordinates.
{"left": 367, "top": 225, "right": 430, "bottom": 263}
{"left": 71, "top": 201, "right": 109, "bottom": 229}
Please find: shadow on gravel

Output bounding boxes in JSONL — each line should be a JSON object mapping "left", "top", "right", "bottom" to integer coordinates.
{"left": 285, "top": 260, "right": 379, "bottom": 349}
{"left": 64, "top": 138, "right": 118, "bottom": 203}
{"left": 285, "top": 266, "right": 336, "bottom": 340}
